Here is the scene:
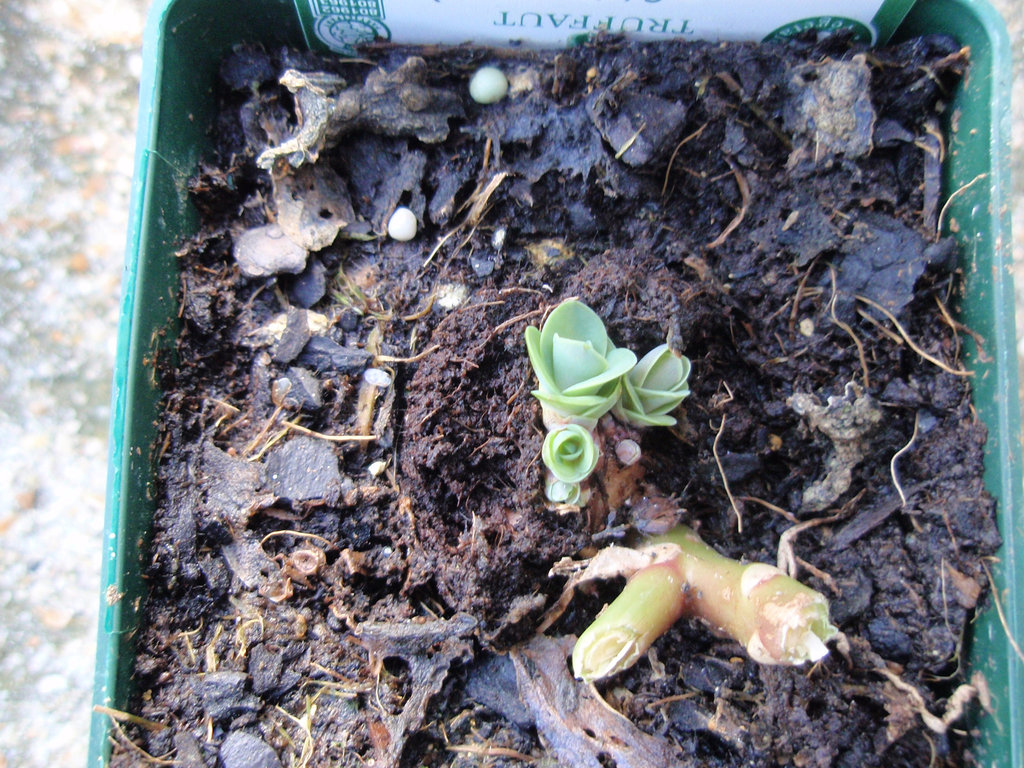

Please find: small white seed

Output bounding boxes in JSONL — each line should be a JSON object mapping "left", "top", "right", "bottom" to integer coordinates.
{"left": 469, "top": 66, "right": 509, "bottom": 104}
{"left": 387, "top": 207, "right": 418, "bottom": 241}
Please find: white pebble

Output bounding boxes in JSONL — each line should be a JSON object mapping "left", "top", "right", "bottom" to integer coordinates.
{"left": 363, "top": 367, "right": 392, "bottom": 388}
{"left": 469, "top": 66, "right": 509, "bottom": 104}
{"left": 387, "top": 207, "right": 418, "bottom": 241}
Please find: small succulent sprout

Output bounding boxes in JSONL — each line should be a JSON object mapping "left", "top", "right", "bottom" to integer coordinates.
{"left": 387, "top": 206, "right": 418, "bottom": 241}
{"left": 614, "top": 343, "right": 691, "bottom": 427}
{"left": 542, "top": 424, "right": 600, "bottom": 485}
{"left": 469, "top": 66, "right": 509, "bottom": 104}
{"left": 525, "top": 299, "right": 637, "bottom": 429}
{"left": 545, "top": 475, "right": 584, "bottom": 506}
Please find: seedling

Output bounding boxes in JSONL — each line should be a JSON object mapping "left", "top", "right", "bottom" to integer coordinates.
{"left": 614, "top": 343, "right": 691, "bottom": 427}
{"left": 542, "top": 424, "right": 600, "bottom": 484}
{"left": 525, "top": 299, "right": 693, "bottom": 504}
{"left": 525, "top": 299, "right": 636, "bottom": 431}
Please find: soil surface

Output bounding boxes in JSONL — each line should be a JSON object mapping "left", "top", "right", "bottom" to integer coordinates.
{"left": 113, "top": 34, "right": 1000, "bottom": 768}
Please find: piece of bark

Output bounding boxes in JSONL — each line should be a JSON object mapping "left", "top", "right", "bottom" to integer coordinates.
{"left": 509, "top": 635, "right": 682, "bottom": 768}
{"left": 257, "top": 58, "right": 463, "bottom": 170}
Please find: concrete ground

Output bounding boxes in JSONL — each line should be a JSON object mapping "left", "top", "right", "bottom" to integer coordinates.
{"left": 0, "top": 1, "right": 1020, "bottom": 766}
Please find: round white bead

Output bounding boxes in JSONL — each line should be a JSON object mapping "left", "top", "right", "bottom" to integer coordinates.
{"left": 469, "top": 66, "right": 509, "bottom": 104}
{"left": 387, "top": 207, "right": 418, "bottom": 241}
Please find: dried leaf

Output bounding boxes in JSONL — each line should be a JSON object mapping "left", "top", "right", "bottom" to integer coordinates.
{"left": 273, "top": 163, "right": 355, "bottom": 251}
{"left": 789, "top": 382, "right": 883, "bottom": 512}
{"left": 509, "top": 635, "right": 682, "bottom": 768}
{"left": 354, "top": 614, "right": 477, "bottom": 768}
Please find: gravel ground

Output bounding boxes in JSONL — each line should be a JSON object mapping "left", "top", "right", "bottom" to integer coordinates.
{"left": 0, "top": 1, "right": 146, "bottom": 766}
{"left": 0, "top": 2, "right": 1019, "bottom": 767}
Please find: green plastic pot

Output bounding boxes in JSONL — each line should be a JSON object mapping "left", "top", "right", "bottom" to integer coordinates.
{"left": 89, "top": 0, "right": 1020, "bottom": 764}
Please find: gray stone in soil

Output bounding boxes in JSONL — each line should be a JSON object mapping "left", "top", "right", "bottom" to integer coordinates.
{"left": 172, "top": 732, "right": 206, "bottom": 768}
{"left": 283, "top": 366, "right": 323, "bottom": 411}
{"left": 286, "top": 256, "right": 328, "bottom": 308}
{"left": 219, "top": 731, "right": 283, "bottom": 768}
{"left": 465, "top": 653, "right": 534, "bottom": 729}
{"left": 297, "top": 335, "right": 373, "bottom": 373}
{"left": 785, "top": 54, "right": 875, "bottom": 160}
{"left": 248, "top": 643, "right": 284, "bottom": 696}
{"left": 233, "top": 223, "right": 308, "bottom": 277}
{"left": 833, "top": 211, "right": 936, "bottom": 321}
{"left": 470, "top": 253, "right": 495, "bottom": 277}
{"left": 587, "top": 91, "right": 687, "bottom": 167}
{"left": 264, "top": 435, "right": 343, "bottom": 503}
{"left": 195, "top": 670, "right": 260, "bottom": 722}
{"left": 271, "top": 307, "right": 312, "bottom": 364}
{"left": 865, "top": 616, "right": 913, "bottom": 663}
{"left": 221, "top": 534, "right": 278, "bottom": 589}
{"left": 201, "top": 442, "right": 262, "bottom": 528}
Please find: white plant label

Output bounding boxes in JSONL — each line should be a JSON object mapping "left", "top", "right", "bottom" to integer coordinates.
{"left": 294, "top": 0, "right": 917, "bottom": 54}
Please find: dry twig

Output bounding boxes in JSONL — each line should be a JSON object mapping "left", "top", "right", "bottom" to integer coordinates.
{"left": 706, "top": 157, "right": 750, "bottom": 250}
{"left": 447, "top": 744, "right": 536, "bottom": 762}
{"left": 662, "top": 122, "right": 708, "bottom": 196}
{"left": 890, "top": 412, "right": 920, "bottom": 507}
{"left": 980, "top": 559, "right": 1024, "bottom": 665}
{"left": 936, "top": 173, "right": 987, "bottom": 237}
{"left": 828, "top": 268, "right": 870, "bottom": 389}
{"left": 855, "top": 295, "right": 972, "bottom": 377}
{"left": 711, "top": 383, "right": 743, "bottom": 532}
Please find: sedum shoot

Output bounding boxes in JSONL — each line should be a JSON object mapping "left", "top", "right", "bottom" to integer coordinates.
{"left": 572, "top": 525, "right": 838, "bottom": 682}
{"left": 571, "top": 559, "right": 688, "bottom": 682}
{"left": 542, "top": 424, "right": 600, "bottom": 485}
{"left": 614, "top": 343, "right": 691, "bottom": 427}
{"left": 524, "top": 299, "right": 692, "bottom": 505}
{"left": 545, "top": 475, "right": 586, "bottom": 506}
{"left": 525, "top": 299, "right": 636, "bottom": 431}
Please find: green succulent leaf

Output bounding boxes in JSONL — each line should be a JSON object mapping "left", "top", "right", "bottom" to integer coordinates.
{"left": 525, "top": 300, "right": 636, "bottom": 427}
{"left": 545, "top": 476, "right": 583, "bottom": 505}
{"left": 552, "top": 335, "right": 608, "bottom": 392}
{"left": 542, "top": 424, "right": 600, "bottom": 484}
{"left": 615, "top": 343, "right": 691, "bottom": 427}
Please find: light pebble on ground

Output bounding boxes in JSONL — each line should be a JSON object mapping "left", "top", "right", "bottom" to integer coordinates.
{"left": 234, "top": 223, "right": 309, "bottom": 277}
{"left": 469, "top": 65, "right": 509, "bottom": 104}
{"left": 386, "top": 206, "right": 418, "bottom": 241}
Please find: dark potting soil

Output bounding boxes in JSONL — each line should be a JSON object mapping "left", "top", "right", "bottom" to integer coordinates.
{"left": 113, "top": 33, "right": 1001, "bottom": 768}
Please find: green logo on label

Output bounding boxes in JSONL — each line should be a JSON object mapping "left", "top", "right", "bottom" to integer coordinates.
{"left": 764, "top": 16, "right": 873, "bottom": 44}
{"left": 307, "top": 0, "right": 392, "bottom": 53}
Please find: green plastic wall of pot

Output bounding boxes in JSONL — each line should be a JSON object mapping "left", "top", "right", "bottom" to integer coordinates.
{"left": 87, "top": 2, "right": 308, "bottom": 764}
{"left": 88, "top": 0, "right": 1020, "bottom": 765}
{"left": 896, "top": 2, "right": 1021, "bottom": 766}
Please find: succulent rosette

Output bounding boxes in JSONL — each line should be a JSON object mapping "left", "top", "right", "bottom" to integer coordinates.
{"left": 542, "top": 424, "right": 600, "bottom": 485}
{"left": 525, "top": 300, "right": 637, "bottom": 429}
{"left": 545, "top": 476, "right": 585, "bottom": 506}
{"left": 614, "top": 343, "right": 691, "bottom": 427}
